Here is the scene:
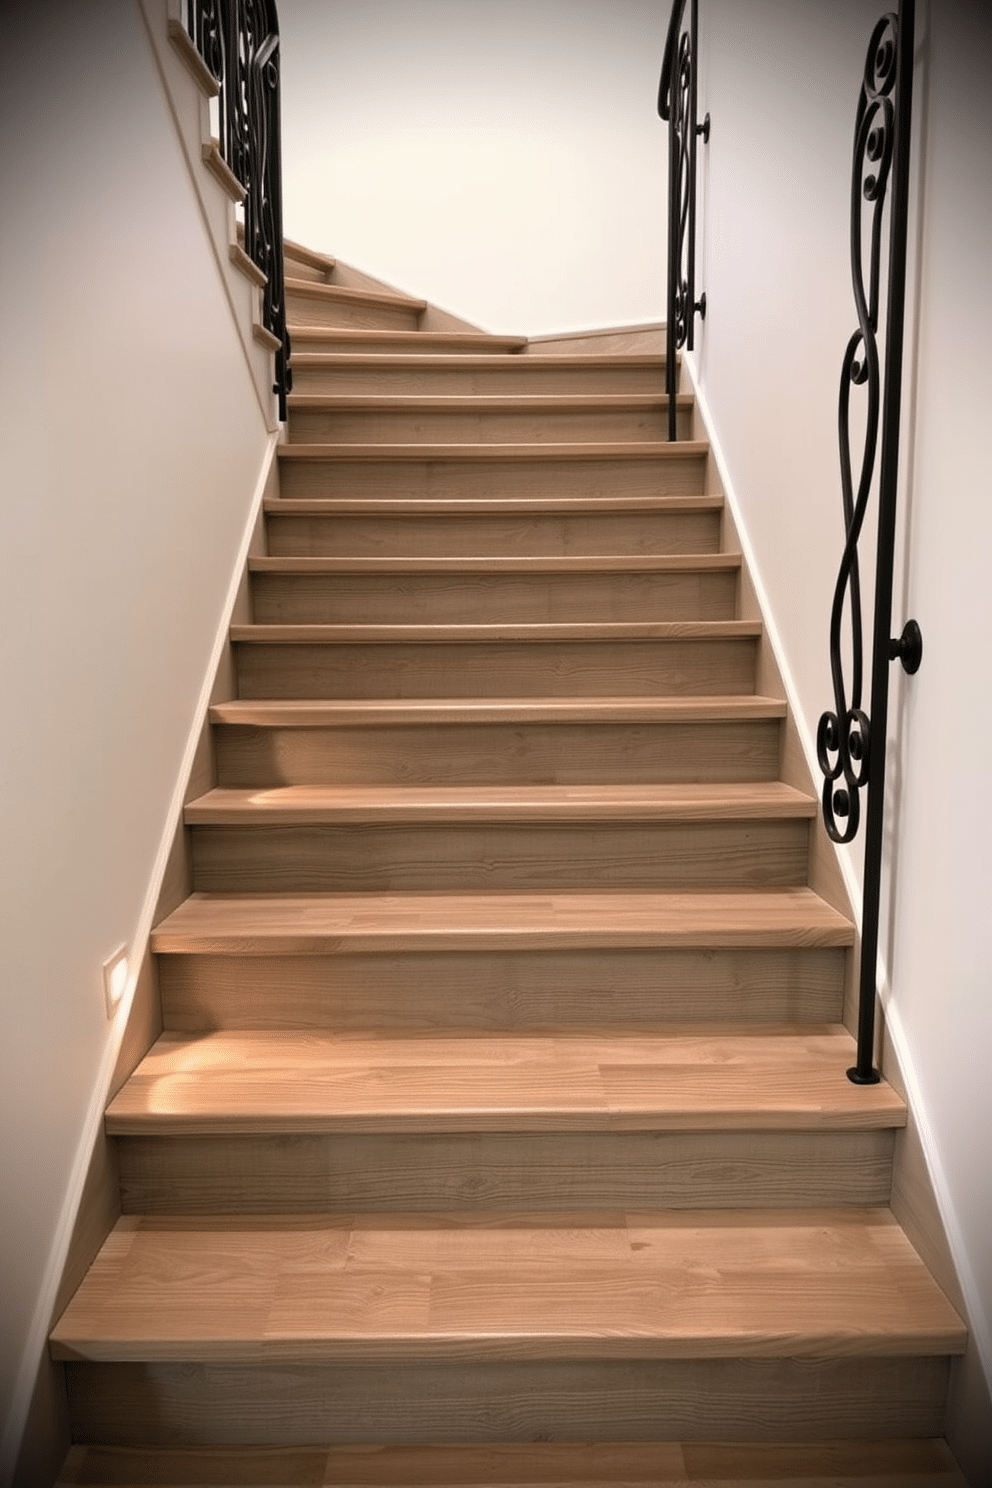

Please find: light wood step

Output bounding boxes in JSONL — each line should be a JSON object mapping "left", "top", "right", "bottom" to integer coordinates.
{"left": 210, "top": 695, "right": 786, "bottom": 787}
{"left": 116, "top": 1126, "right": 892, "bottom": 1217}
{"left": 285, "top": 394, "right": 694, "bottom": 445}
{"left": 286, "top": 280, "right": 425, "bottom": 332}
{"left": 288, "top": 326, "right": 529, "bottom": 355}
{"left": 247, "top": 554, "right": 739, "bottom": 626}
{"left": 231, "top": 621, "right": 761, "bottom": 700}
{"left": 185, "top": 783, "right": 813, "bottom": 893}
{"left": 105, "top": 1027, "right": 903, "bottom": 1137}
{"left": 263, "top": 495, "right": 724, "bottom": 557}
{"left": 56, "top": 1437, "right": 970, "bottom": 1487}
{"left": 156, "top": 937, "right": 847, "bottom": 1037}
{"left": 282, "top": 249, "right": 336, "bottom": 285}
{"left": 50, "top": 1208, "right": 964, "bottom": 1364}
{"left": 289, "top": 352, "right": 668, "bottom": 396}
{"left": 186, "top": 780, "right": 814, "bottom": 823}
{"left": 51, "top": 1350, "right": 961, "bottom": 1449}
{"left": 275, "top": 443, "right": 709, "bottom": 502}
{"left": 151, "top": 888, "right": 854, "bottom": 956}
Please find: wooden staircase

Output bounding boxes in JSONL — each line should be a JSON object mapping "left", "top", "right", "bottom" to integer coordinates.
{"left": 51, "top": 243, "right": 967, "bottom": 1486}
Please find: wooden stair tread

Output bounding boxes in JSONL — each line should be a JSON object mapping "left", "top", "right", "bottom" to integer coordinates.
{"left": 55, "top": 1437, "right": 969, "bottom": 1486}
{"left": 285, "top": 278, "right": 428, "bottom": 312}
{"left": 264, "top": 494, "right": 725, "bottom": 514}
{"left": 288, "top": 327, "right": 529, "bottom": 351}
{"left": 230, "top": 620, "right": 763, "bottom": 644}
{"left": 287, "top": 394, "right": 690, "bottom": 412}
{"left": 209, "top": 696, "right": 789, "bottom": 727}
{"left": 49, "top": 1208, "right": 964, "bottom": 1363}
{"left": 151, "top": 888, "right": 854, "bottom": 955}
{"left": 291, "top": 350, "right": 668, "bottom": 370}
{"left": 283, "top": 237, "right": 337, "bottom": 272}
{"left": 185, "top": 782, "right": 816, "bottom": 825}
{"left": 248, "top": 554, "right": 740, "bottom": 574}
{"left": 278, "top": 441, "right": 710, "bottom": 462}
{"left": 104, "top": 1027, "right": 905, "bottom": 1135}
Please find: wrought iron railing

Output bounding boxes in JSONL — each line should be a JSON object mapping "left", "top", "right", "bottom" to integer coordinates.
{"left": 817, "top": 0, "right": 920, "bottom": 1084}
{"left": 185, "top": 0, "right": 292, "bottom": 419}
{"left": 659, "top": 0, "right": 709, "bottom": 441}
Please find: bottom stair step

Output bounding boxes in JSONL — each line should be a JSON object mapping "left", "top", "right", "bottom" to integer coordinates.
{"left": 51, "top": 1210, "right": 964, "bottom": 1364}
{"left": 57, "top": 1437, "right": 968, "bottom": 1485}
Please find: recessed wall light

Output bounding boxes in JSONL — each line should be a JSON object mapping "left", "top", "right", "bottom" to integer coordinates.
{"left": 103, "top": 947, "right": 129, "bottom": 1019}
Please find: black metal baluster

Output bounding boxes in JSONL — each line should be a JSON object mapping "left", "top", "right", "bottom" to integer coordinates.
{"left": 817, "top": 1, "right": 920, "bottom": 1084}
{"left": 183, "top": 0, "right": 292, "bottom": 419}
{"left": 660, "top": 0, "right": 709, "bottom": 441}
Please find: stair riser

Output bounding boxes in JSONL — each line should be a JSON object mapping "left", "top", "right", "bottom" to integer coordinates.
{"left": 158, "top": 947, "right": 846, "bottom": 1031}
{"left": 249, "top": 571, "right": 738, "bottom": 626}
{"left": 286, "top": 406, "right": 690, "bottom": 444}
{"left": 234, "top": 639, "right": 758, "bottom": 699}
{"left": 265, "top": 510, "right": 723, "bottom": 558}
{"left": 277, "top": 455, "right": 707, "bottom": 502}
{"left": 283, "top": 258, "right": 331, "bottom": 284}
{"left": 63, "top": 1356, "right": 951, "bottom": 1446}
{"left": 214, "top": 719, "right": 783, "bottom": 787}
{"left": 189, "top": 820, "right": 810, "bottom": 893}
{"left": 287, "top": 295, "right": 420, "bottom": 331}
{"left": 116, "top": 1130, "right": 893, "bottom": 1215}
{"left": 291, "top": 364, "right": 666, "bottom": 396}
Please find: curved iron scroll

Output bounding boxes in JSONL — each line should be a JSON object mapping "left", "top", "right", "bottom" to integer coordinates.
{"left": 817, "top": 2, "right": 919, "bottom": 1083}
{"left": 186, "top": 0, "right": 292, "bottom": 420}
{"left": 659, "top": 0, "right": 709, "bottom": 442}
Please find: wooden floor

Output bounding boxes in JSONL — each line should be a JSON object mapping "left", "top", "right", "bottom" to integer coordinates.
{"left": 58, "top": 1437, "right": 967, "bottom": 1486}
{"left": 50, "top": 237, "right": 967, "bottom": 1474}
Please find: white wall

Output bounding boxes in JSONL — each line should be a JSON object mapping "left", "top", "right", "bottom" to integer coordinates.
{"left": 691, "top": 0, "right": 992, "bottom": 1477}
{"left": 0, "top": 1, "right": 273, "bottom": 1479}
{"left": 278, "top": 0, "right": 668, "bottom": 334}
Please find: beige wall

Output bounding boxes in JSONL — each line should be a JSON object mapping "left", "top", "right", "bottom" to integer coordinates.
{"left": 277, "top": 0, "right": 668, "bottom": 335}
{"left": 0, "top": 1, "right": 273, "bottom": 1479}
{"left": 689, "top": 1, "right": 992, "bottom": 1478}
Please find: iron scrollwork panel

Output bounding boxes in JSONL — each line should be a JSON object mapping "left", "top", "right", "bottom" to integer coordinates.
{"left": 185, "top": 0, "right": 292, "bottom": 419}
{"left": 817, "top": 12, "right": 907, "bottom": 845}
{"left": 660, "top": 0, "right": 709, "bottom": 442}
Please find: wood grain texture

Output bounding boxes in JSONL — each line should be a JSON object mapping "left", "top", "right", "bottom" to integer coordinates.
{"left": 289, "top": 352, "right": 668, "bottom": 396}
{"left": 276, "top": 449, "right": 707, "bottom": 502}
{"left": 60, "top": 1354, "right": 955, "bottom": 1447}
{"left": 187, "top": 817, "right": 811, "bottom": 893}
{"left": 212, "top": 716, "right": 783, "bottom": 788}
{"left": 116, "top": 1128, "right": 894, "bottom": 1215}
{"left": 157, "top": 945, "right": 845, "bottom": 1031}
{"left": 285, "top": 279, "right": 427, "bottom": 313}
{"left": 286, "top": 327, "right": 529, "bottom": 354}
{"left": 185, "top": 781, "right": 813, "bottom": 823}
{"left": 104, "top": 1027, "right": 905, "bottom": 1136}
{"left": 56, "top": 1436, "right": 967, "bottom": 1485}
{"left": 150, "top": 888, "right": 856, "bottom": 956}
{"left": 263, "top": 504, "right": 724, "bottom": 559}
{"left": 50, "top": 1210, "right": 963, "bottom": 1365}
{"left": 285, "top": 398, "right": 693, "bottom": 446}
{"left": 286, "top": 292, "right": 421, "bottom": 333}
{"left": 233, "top": 636, "right": 759, "bottom": 701}
{"left": 248, "top": 564, "right": 738, "bottom": 625}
